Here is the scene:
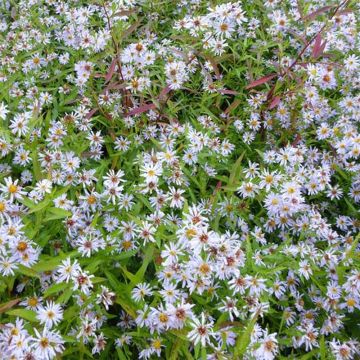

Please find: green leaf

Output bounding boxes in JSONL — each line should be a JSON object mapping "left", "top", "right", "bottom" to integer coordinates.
{"left": 44, "top": 207, "right": 71, "bottom": 221}
{"left": 194, "top": 343, "right": 200, "bottom": 359}
{"left": 6, "top": 309, "right": 38, "bottom": 322}
{"left": 120, "top": 266, "right": 138, "bottom": 284}
{"left": 27, "top": 197, "right": 52, "bottom": 214}
{"left": 201, "top": 346, "right": 207, "bottom": 360}
{"left": 31, "top": 147, "right": 42, "bottom": 181}
{"left": 105, "top": 270, "right": 125, "bottom": 292}
{"left": 229, "top": 150, "right": 245, "bottom": 186}
{"left": 320, "top": 335, "right": 326, "bottom": 360}
{"left": 169, "top": 337, "right": 186, "bottom": 360}
{"left": 344, "top": 198, "right": 357, "bottom": 216}
{"left": 134, "top": 245, "right": 154, "bottom": 283}
{"left": 114, "top": 249, "right": 138, "bottom": 261}
{"left": 234, "top": 313, "right": 259, "bottom": 358}
{"left": 245, "top": 235, "right": 254, "bottom": 270}
{"left": 43, "top": 282, "right": 69, "bottom": 298}
{"left": 63, "top": 305, "right": 78, "bottom": 321}
{"left": 57, "top": 286, "right": 74, "bottom": 304}
{"left": 31, "top": 251, "right": 78, "bottom": 273}
{"left": 114, "top": 297, "right": 137, "bottom": 319}
{"left": 17, "top": 264, "right": 40, "bottom": 278}
{"left": 299, "top": 349, "right": 318, "bottom": 360}
{"left": 119, "top": 246, "right": 154, "bottom": 286}
{"left": 105, "top": 271, "right": 138, "bottom": 318}
{"left": 63, "top": 335, "right": 77, "bottom": 343}
{"left": 116, "top": 348, "right": 128, "bottom": 360}
{"left": 136, "top": 194, "right": 153, "bottom": 212}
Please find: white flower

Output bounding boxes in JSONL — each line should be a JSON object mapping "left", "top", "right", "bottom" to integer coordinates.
{"left": 254, "top": 333, "right": 278, "bottom": 360}
{"left": 36, "top": 301, "right": 63, "bottom": 328}
{"left": 344, "top": 54, "right": 359, "bottom": 72}
{"left": 31, "top": 327, "right": 64, "bottom": 360}
{"left": 188, "top": 313, "right": 214, "bottom": 347}
{"left": 0, "top": 177, "right": 26, "bottom": 202}
{"left": 132, "top": 283, "right": 153, "bottom": 302}
{"left": 298, "top": 260, "right": 313, "bottom": 280}
{"left": 167, "top": 187, "right": 185, "bottom": 208}
{"left": 35, "top": 179, "right": 53, "bottom": 195}
{"left": 56, "top": 258, "right": 81, "bottom": 283}
{"left": 73, "top": 271, "right": 94, "bottom": 295}
{"left": 0, "top": 102, "right": 8, "bottom": 119}
{"left": 0, "top": 256, "right": 18, "bottom": 276}
{"left": 9, "top": 113, "right": 30, "bottom": 137}
{"left": 141, "top": 163, "right": 162, "bottom": 183}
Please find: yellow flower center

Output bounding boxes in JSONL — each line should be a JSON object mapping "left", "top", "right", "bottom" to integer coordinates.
{"left": 8, "top": 184, "right": 18, "bottom": 193}
{"left": 28, "top": 297, "right": 38, "bottom": 307}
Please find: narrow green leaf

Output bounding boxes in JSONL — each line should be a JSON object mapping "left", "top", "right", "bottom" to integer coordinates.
{"left": 44, "top": 207, "right": 71, "bottom": 221}
{"left": 320, "top": 335, "right": 326, "bottom": 360}
{"left": 6, "top": 309, "right": 38, "bottom": 322}
{"left": 229, "top": 150, "right": 245, "bottom": 186}
{"left": 43, "top": 282, "right": 69, "bottom": 298}
{"left": 234, "top": 313, "right": 259, "bottom": 358}
{"left": 57, "top": 287, "right": 74, "bottom": 304}
{"left": 32, "top": 251, "right": 78, "bottom": 273}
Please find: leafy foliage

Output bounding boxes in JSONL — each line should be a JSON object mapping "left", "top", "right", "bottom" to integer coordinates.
{"left": 0, "top": 0, "right": 359, "bottom": 359}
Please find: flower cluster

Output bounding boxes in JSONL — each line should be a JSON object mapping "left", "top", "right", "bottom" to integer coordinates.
{"left": 0, "top": 0, "right": 359, "bottom": 359}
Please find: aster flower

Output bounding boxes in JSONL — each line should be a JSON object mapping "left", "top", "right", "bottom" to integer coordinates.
{"left": 36, "top": 301, "right": 63, "bottom": 329}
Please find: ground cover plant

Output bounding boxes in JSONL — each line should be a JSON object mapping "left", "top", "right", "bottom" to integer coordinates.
{"left": 0, "top": 0, "right": 359, "bottom": 359}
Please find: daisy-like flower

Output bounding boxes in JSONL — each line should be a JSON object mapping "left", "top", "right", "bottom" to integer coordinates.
{"left": 13, "top": 146, "right": 31, "bottom": 166}
{"left": 96, "top": 286, "right": 115, "bottom": 310}
{"left": 73, "top": 271, "right": 94, "bottom": 295}
{"left": 56, "top": 258, "right": 81, "bottom": 283}
{"left": 132, "top": 282, "right": 153, "bottom": 302}
{"left": 138, "top": 221, "right": 156, "bottom": 244}
{"left": 141, "top": 163, "right": 163, "bottom": 183}
{"left": 115, "top": 136, "right": 131, "bottom": 151}
{"left": 167, "top": 300, "right": 194, "bottom": 329}
{"left": 245, "top": 275, "right": 268, "bottom": 296}
{"left": 0, "top": 195, "right": 10, "bottom": 218}
{"left": 0, "top": 255, "right": 18, "bottom": 276}
{"left": 31, "top": 327, "right": 64, "bottom": 360}
{"left": 0, "top": 177, "right": 26, "bottom": 202}
{"left": 20, "top": 294, "right": 43, "bottom": 310}
{"left": 35, "top": 179, "right": 53, "bottom": 195}
{"left": 167, "top": 187, "right": 185, "bottom": 208}
{"left": 9, "top": 113, "right": 30, "bottom": 137}
{"left": 92, "top": 333, "right": 107, "bottom": 355}
{"left": 77, "top": 316, "right": 98, "bottom": 340}
{"left": 103, "top": 169, "right": 125, "bottom": 187}
{"left": 298, "top": 260, "right": 313, "bottom": 280}
{"left": 87, "top": 130, "right": 104, "bottom": 147}
{"left": 187, "top": 313, "right": 214, "bottom": 347}
{"left": 104, "top": 184, "right": 123, "bottom": 204}
{"left": 218, "top": 297, "right": 240, "bottom": 321}
{"left": 74, "top": 61, "right": 93, "bottom": 81}
{"left": 330, "top": 340, "right": 358, "bottom": 360}
{"left": 8, "top": 331, "right": 30, "bottom": 357}
{"left": 150, "top": 337, "right": 164, "bottom": 357}
{"left": 115, "top": 334, "right": 132, "bottom": 348}
{"left": 344, "top": 54, "right": 359, "bottom": 72}
{"left": 161, "top": 242, "right": 184, "bottom": 266}
{"left": 0, "top": 102, "right": 9, "bottom": 119}
{"left": 254, "top": 333, "right": 279, "bottom": 360}
{"left": 36, "top": 301, "right": 63, "bottom": 328}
